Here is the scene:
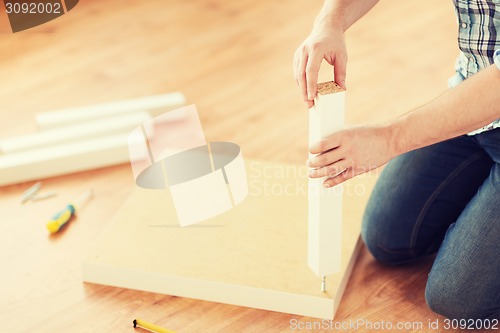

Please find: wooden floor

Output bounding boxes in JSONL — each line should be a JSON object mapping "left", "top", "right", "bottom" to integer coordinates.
{"left": 0, "top": 1, "right": 477, "bottom": 332}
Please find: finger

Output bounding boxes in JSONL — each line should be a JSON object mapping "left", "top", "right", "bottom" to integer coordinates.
{"left": 307, "top": 146, "right": 343, "bottom": 168}
{"left": 309, "top": 133, "right": 341, "bottom": 154}
{"left": 305, "top": 51, "right": 323, "bottom": 100}
{"left": 305, "top": 100, "right": 314, "bottom": 109}
{"left": 323, "top": 168, "right": 354, "bottom": 187}
{"left": 297, "top": 52, "right": 309, "bottom": 103}
{"left": 333, "top": 53, "right": 347, "bottom": 89}
{"left": 293, "top": 52, "right": 300, "bottom": 83}
{"left": 309, "top": 160, "right": 349, "bottom": 179}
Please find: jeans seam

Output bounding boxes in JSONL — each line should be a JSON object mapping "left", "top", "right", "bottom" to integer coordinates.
{"left": 408, "top": 151, "right": 487, "bottom": 257}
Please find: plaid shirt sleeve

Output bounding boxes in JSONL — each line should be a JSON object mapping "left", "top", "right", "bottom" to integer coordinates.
{"left": 466, "top": 49, "right": 500, "bottom": 136}
{"left": 495, "top": 49, "right": 500, "bottom": 71}
{"left": 465, "top": 52, "right": 500, "bottom": 136}
{"left": 453, "top": 0, "right": 500, "bottom": 135}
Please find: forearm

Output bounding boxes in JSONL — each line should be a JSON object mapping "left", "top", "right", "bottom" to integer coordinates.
{"left": 390, "top": 64, "right": 500, "bottom": 156}
{"left": 314, "top": 0, "right": 379, "bottom": 32}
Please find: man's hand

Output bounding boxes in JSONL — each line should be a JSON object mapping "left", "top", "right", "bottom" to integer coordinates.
{"left": 307, "top": 125, "right": 396, "bottom": 187}
{"left": 293, "top": 26, "right": 347, "bottom": 109}
{"left": 293, "top": 0, "right": 379, "bottom": 107}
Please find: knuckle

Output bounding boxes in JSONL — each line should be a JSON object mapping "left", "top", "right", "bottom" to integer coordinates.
{"left": 339, "top": 52, "right": 348, "bottom": 60}
{"left": 317, "top": 141, "right": 326, "bottom": 152}
{"left": 316, "top": 155, "right": 327, "bottom": 166}
{"left": 305, "top": 67, "right": 317, "bottom": 75}
{"left": 326, "top": 166, "right": 336, "bottom": 176}
{"left": 327, "top": 179, "right": 337, "bottom": 187}
{"left": 309, "top": 42, "right": 322, "bottom": 51}
{"left": 339, "top": 133, "right": 346, "bottom": 145}
{"left": 336, "top": 66, "right": 346, "bottom": 76}
{"left": 328, "top": 165, "right": 341, "bottom": 176}
{"left": 341, "top": 142, "right": 349, "bottom": 153}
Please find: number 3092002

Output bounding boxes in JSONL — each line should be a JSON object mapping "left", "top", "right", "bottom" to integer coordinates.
{"left": 5, "top": 2, "right": 62, "bottom": 14}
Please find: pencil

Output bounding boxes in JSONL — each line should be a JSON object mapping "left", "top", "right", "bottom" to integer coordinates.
{"left": 133, "top": 319, "right": 176, "bottom": 333}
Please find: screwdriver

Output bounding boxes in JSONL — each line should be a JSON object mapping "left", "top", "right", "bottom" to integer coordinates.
{"left": 46, "top": 189, "right": 94, "bottom": 234}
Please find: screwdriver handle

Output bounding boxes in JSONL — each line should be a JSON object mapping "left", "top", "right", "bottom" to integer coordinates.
{"left": 46, "top": 204, "right": 76, "bottom": 233}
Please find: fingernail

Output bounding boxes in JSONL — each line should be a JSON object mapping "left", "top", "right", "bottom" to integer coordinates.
{"left": 324, "top": 183, "right": 331, "bottom": 188}
{"left": 308, "top": 93, "right": 314, "bottom": 100}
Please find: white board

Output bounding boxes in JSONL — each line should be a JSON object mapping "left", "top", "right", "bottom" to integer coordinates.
{"left": 35, "top": 92, "right": 186, "bottom": 130}
{"left": 0, "top": 134, "right": 130, "bottom": 186}
{"left": 0, "top": 112, "right": 151, "bottom": 155}
{"left": 308, "top": 81, "right": 346, "bottom": 277}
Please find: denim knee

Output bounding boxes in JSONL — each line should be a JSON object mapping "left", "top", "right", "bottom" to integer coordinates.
{"left": 361, "top": 214, "right": 415, "bottom": 266}
{"left": 425, "top": 274, "right": 495, "bottom": 320}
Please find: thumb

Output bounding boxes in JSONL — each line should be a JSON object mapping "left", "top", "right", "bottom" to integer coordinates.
{"left": 333, "top": 54, "right": 347, "bottom": 89}
{"left": 305, "top": 51, "right": 323, "bottom": 100}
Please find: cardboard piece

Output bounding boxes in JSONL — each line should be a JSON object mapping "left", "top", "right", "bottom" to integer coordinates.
{"left": 82, "top": 160, "right": 365, "bottom": 319}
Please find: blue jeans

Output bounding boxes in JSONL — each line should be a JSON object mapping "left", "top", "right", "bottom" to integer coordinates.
{"left": 362, "top": 128, "right": 500, "bottom": 320}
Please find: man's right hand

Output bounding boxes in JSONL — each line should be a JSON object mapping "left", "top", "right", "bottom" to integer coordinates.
{"left": 293, "top": 26, "right": 348, "bottom": 109}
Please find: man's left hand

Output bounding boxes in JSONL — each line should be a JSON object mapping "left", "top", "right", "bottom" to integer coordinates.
{"left": 307, "top": 125, "right": 397, "bottom": 187}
